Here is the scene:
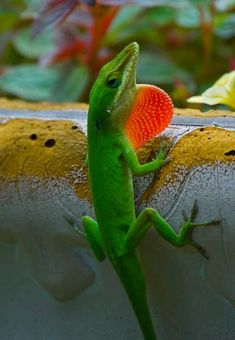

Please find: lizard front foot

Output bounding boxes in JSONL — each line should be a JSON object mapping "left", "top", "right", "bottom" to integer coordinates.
{"left": 153, "top": 137, "right": 176, "bottom": 170}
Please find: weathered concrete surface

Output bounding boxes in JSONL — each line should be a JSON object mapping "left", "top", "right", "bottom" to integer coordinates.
{"left": 0, "top": 100, "right": 235, "bottom": 340}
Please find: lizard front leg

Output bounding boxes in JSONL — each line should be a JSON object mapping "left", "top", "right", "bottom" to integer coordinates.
{"left": 121, "top": 141, "right": 167, "bottom": 176}
{"left": 121, "top": 144, "right": 219, "bottom": 257}
{"left": 124, "top": 201, "right": 219, "bottom": 258}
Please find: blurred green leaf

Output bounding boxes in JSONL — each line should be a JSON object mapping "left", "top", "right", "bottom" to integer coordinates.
{"left": 23, "top": 0, "right": 42, "bottom": 16}
{"left": 215, "top": 14, "right": 235, "bottom": 38}
{"left": 109, "top": 5, "right": 142, "bottom": 32}
{"left": 0, "top": 63, "right": 89, "bottom": 102}
{"left": 144, "top": 7, "right": 175, "bottom": 26}
{"left": 107, "top": 10, "right": 158, "bottom": 46}
{"left": 51, "top": 65, "right": 89, "bottom": 102}
{"left": 189, "top": 0, "right": 210, "bottom": 4}
{"left": 13, "top": 27, "right": 55, "bottom": 58}
{"left": 24, "top": 0, "right": 42, "bottom": 8}
{"left": 215, "top": 0, "right": 235, "bottom": 11}
{"left": 137, "top": 52, "right": 191, "bottom": 84}
{"left": 0, "top": 65, "right": 59, "bottom": 101}
{"left": 175, "top": 4, "right": 200, "bottom": 28}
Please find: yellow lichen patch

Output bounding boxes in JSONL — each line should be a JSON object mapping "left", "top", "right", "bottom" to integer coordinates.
{"left": 174, "top": 107, "right": 235, "bottom": 118}
{"left": 0, "top": 118, "right": 91, "bottom": 201}
{"left": 0, "top": 98, "right": 88, "bottom": 111}
{"left": 140, "top": 127, "right": 235, "bottom": 201}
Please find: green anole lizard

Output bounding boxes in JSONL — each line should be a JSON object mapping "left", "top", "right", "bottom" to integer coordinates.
{"left": 82, "top": 42, "right": 217, "bottom": 340}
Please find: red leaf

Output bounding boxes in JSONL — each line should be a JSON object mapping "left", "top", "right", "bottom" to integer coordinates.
{"left": 40, "top": 39, "right": 86, "bottom": 65}
{"left": 86, "top": 6, "right": 119, "bottom": 65}
{"left": 32, "top": 0, "right": 79, "bottom": 36}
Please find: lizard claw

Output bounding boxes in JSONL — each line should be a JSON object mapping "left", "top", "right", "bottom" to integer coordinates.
{"left": 163, "top": 155, "right": 172, "bottom": 165}
{"left": 182, "top": 200, "right": 198, "bottom": 222}
{"left": 190, "top": 199, "right": 199, "bottom": 220}
{"left": 191, "top": 240, "right": 209, "bottom": 259}
{"left": 182, "top": 209, "right": 189, "bottom": 222}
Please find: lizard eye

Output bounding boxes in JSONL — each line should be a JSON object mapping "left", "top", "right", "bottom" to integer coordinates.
{"left": 106, "top": 77, "right": 121, "bottom": 88}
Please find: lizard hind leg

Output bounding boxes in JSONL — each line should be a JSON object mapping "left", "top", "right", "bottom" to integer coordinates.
{"left": 82, "top": 216, "right": 106, "bottom": 262}
{"left": 125, "top": 201, "right": 219, "bottom": 258}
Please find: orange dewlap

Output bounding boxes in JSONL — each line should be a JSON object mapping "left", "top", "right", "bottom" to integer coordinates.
{"left": 124, "top": 84, "right": 174, "bottom": 150}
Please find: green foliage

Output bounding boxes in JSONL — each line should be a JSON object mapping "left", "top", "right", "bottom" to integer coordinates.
{"left": 51, "top": 65, "right": 89, "bottom": 102}
{"left": 0, "top": 65, "right": 59, "bottom": 101}
{"left": 0, "top": 0, "right": 234, "bottom": 107}
{"left": 215, "top": 14, "right": 235, "bottom": 38}
{"left": 0, "top": 63, "right": 89, "bottom": 102}
{"left": 137, "top": 52, "right": 191, "bottom": 84}
{"left": 13, "top": 28, "right": 55, "bottom": 58}
{"left": 175, "top": 4, "right": 200, "bottom": 27}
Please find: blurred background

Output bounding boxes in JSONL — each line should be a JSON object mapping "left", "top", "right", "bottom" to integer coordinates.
{"left": 0, "top": 0, "right": 234, "bottom": 108}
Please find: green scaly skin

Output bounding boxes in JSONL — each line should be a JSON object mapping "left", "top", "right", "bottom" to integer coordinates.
{"left": 82, "top": 42, "right": 216, "bottom": 340}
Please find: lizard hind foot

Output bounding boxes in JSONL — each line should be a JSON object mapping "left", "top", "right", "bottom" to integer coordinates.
{"left": 82, "top": 216, "right": 106, "bottom": 262}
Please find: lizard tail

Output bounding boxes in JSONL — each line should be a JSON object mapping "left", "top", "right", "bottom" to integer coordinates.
{"left": 113, "top": 252, "right": 157, "bottom": 340}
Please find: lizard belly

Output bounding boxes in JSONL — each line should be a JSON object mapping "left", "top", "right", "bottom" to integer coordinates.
{"left": 89, "top": 151, "right": 136, "bottom": 247}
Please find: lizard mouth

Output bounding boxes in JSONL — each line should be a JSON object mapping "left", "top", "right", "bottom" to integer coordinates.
{"left": 112, "top": 42, "right": 139, "bottom": 110}
{"left": 121, "top": 42, "right": 139, "bottom": 89}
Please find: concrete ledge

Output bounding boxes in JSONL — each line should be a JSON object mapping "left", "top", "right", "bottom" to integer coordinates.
{"left": 0, "top": 101, "right": 235, "bottom": 340}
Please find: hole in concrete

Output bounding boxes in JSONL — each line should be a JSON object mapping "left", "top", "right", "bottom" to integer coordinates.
{"left": 45, "top": 139, "right": 56, "bottom": 147}
{"left": 224, "top": 150, "right": 235, "bottom": 156}
{"left": 30, "top": 133, "right": 37, "bottom": 140}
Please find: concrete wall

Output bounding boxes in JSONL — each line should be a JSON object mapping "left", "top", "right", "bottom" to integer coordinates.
{"left": 0, "top": 103, "right": 234, "bottom": 339}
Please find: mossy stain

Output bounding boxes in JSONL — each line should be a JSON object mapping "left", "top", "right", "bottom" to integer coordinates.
{"left": 0, "top": 118, "right": 91, "bottom": 201}
{"left": 138, "top": 126, "right": 235, "bottom": 201}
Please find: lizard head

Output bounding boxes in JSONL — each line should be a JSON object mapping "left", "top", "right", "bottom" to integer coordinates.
{"left": 88, "top": 42, "right": 139, "bottom": 129}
